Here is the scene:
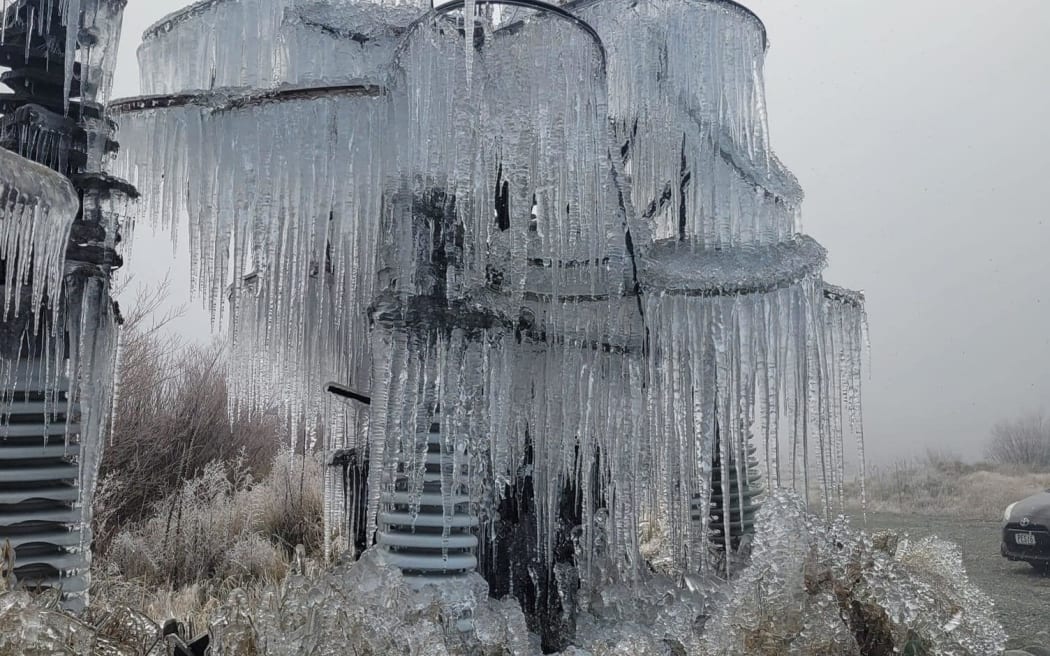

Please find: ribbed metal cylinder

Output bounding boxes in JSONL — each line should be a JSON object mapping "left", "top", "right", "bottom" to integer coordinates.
{"left": 377, "top": 420, "right": 479, "bottom": 577}
{"left": 0, "top": 366, "right": 86, "bottom": 609}
{"left": 696, "top": 431, "right": 764, "bottom": 553}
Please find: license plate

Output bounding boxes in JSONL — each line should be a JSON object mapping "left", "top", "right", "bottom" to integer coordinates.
{"left": 1015, "top": 532, "right": 1037, "bottom": 546}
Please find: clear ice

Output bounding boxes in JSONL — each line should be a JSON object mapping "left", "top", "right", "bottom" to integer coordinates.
{"left": 113, "top": 0, "right": 868, "bottom": 575}
{"left": 103, "top": 0, "right": 1001, "bottom": 653}
{"left": 0, "top": 0, "right": 131, "bottom": 611}
{"left": 704, "top": 492, "right": 1007, "bottom": 656}
{"left": 0, "top": 147, "right": 78, "bottom": 322}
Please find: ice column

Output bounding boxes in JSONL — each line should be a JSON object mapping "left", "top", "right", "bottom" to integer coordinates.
{"left": 371, "top": 2, "right": 644, "bottom": 594}
{"left": 113, "top": 0, "right": 426, "bottom": 431}
{"left": 576, "top": 0, "right": 867, "bottom": 578}
{"left": 0, "top": 0, "right": 134, "bottom": 610}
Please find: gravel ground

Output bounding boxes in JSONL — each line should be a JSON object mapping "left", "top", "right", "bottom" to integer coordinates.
{"left": 857, "top": 512, "right": 1050, "bottom": 649}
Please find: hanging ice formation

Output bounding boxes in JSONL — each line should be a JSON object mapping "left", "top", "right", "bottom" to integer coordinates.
{"left": 109, "top": 0, "right": 867, "bottom": 635}
{"left": 0, "top": 0, "right": 135, "bottom": 611}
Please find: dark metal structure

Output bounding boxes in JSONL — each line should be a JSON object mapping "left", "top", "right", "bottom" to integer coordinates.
{"left": 0, "top": 0, "right": 134, "bottom": 609}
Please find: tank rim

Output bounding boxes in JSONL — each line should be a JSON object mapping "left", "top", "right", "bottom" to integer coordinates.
{"left": 109, "top": 83, "right": 387, "bottom": 115}
{"left": 566, "top": 0, "right": 768, "bottom": 50}
{"left": 141, "top": 0, "right": 764, "bottom": 51}
{"left": 640, "top": 235, "right": 827, "bottom": 297}
{"left": 142, "top": 0, "right": 228, "bottom": 42}
{"left": 403, "top": 0, "right": 607, "bottom": 70}
{"left": 141, "top": 0, "right": 605, "bottom": 54}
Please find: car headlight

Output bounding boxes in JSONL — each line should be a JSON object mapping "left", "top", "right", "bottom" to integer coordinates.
{"left": 1003, "top": 502, "right": 1017, "bottom": 522}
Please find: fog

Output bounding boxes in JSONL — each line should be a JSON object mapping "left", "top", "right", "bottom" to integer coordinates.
{"left": 111, "top": 0, "right": 1050, "bottom": 465}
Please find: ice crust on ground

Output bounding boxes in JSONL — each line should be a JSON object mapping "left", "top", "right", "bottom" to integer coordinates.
{"left": 2, "top": 493, "right": 1007, "bottom": 655}
{"left": 704, "top": 492, "right": 1007, "bottom": 656}
{"left": 243, "top": 495, "right": 999, "bottom": 656}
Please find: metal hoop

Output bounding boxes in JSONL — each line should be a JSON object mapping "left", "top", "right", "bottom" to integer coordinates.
{"left": 565, "top": 0, "right": 768, "bottom": 50}
{"left": 397, "top": 0, "right": 607, "bottom": 72}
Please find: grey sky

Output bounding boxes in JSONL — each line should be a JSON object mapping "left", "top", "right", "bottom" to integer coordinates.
{"left": 111, "top": 0, "right": 1050, "bottom": 464}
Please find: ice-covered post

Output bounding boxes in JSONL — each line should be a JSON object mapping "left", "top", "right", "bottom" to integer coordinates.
{"left": 0, "top": 0, "right": 136, "bottom": 610}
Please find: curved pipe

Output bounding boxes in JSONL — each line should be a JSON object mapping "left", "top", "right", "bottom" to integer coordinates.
{"left": 565, "top": 0, "right": 768, "bottom": 51}
{"left": 142, "top": 0, "right": 233, "bottom": 42}
{"left": 395, "top": 0, "right": 607, "bottom": 73}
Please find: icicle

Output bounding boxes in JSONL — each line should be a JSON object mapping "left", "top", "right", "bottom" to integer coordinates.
{"left": 62, "top": 0, "right": 81, "bottom": 114}
{"left": 108, "top": 0, "right": 871, "bottom": 598}
{"left": 137, "top": 0, "right": 425, "bottom": 95}
{"left": 0, "top": 147, "right": 79, "bottom": 324}
{"left": 576, "top": 0, "right": 798, "bottom": 249}
{"left": 111, "top": 88, "right": 388, "bottom": 424}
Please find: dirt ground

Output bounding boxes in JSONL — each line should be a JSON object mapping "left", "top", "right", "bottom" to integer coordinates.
{"left": 857, "top": 512, "right": 1050, "bottom": 650}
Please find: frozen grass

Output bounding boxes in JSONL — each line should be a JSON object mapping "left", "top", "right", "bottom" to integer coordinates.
{"left": 845, "top": 453, "right": 1050, "bottom": 520}
{"left": 92, "top": 448, "right": 323, "bottom": 632}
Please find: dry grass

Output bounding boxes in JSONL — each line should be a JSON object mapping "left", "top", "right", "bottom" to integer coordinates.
{"left": 96, "top": 282, "right": 282, "bottom": 554}
{"left": 93, "top": 449, "right": 324, "bottom": 631}
{"left": 846, "top": 453, "right": 1050, "bottom": 520}
{"left": 87, "top": 283, "right": 325, "bottom": 632}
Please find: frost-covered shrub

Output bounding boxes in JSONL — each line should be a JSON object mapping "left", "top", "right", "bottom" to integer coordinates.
{"left": 99, "top": 449, "right": 322, "bottom": 593}
{"left": 104, "top": 459, "right": 267, "bottom": 589}
{"left": 218, "top": 534, "right": 291, "bottom": 582}
{"left": 987, "top": 412, "right": 1050, "bottom": 468}
{"left": 89, "top": 575, "right": 223, "bottom": 638}
{"left": 96, "top": 311, "right": 282, "bottom": 555}
{"left": 247, "top": 448, "right": 325, "bottom": 556}
{"left": 704, "top": 492, "right": 1008, "bottom": 656}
